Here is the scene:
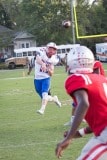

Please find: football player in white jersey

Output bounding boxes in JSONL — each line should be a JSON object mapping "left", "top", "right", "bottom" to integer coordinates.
{"left": 27, "top": 42, "right": 61, "bottom": 115}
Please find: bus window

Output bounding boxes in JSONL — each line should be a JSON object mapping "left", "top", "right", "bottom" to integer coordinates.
{"left": 62, "top": 49, "right": 66, "bottom": 53}
{"left": 33, "top": 51, "right": 37, "bottom": 56}
{"left": 57, "top": 49, "right": 61, "bottom": 54}
{"left": 66, "top": 48, "right": 70, "bottom": 52}
{"left": 17, "top": 53, "right": 22, "bottom": 57}
{"left": 23, "top": 52, "right": 27, "bottom": 57}
{"left": 28, "top": 51, "right": 32, "bottom": 56}
{"left": 13, "top": 52, "right": 16, "bottom": 57}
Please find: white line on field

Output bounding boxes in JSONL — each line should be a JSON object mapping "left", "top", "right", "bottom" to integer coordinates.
{"left": 0, "top": 73, "right": 64, "bottom": 80}
{"left": 0, "top": 69, "right": 107, "bottom": 80}
{"left": 0, "top": 76, "right": 33, "bottom": 80}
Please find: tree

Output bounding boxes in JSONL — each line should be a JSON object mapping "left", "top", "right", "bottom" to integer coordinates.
{"left": 0, "top": 2, "right": 12, "bottom": 28}
{"left": 1, "top": 0, "right": 21, "bottom": 29}
{"left": 74, "top": 0, "right": 107, "bottom": 48}
{"left": 17, "top": 0, "right": 73, "bottom": 45}
{"left": 0, "top": 1, "right": 15, "bottom": 49}
{"left": 0, "top": 0, "right": 107, "bottom": 48}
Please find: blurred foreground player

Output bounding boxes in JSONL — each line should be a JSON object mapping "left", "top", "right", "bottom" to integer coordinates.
{"left": 55, "top": 46, "right": 107, "bottom": 159}
{"left": 64, "top": 60, "right": 106, "bottom": 126}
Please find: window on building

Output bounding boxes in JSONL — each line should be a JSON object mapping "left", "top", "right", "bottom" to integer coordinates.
{"left": 26, "top": 43, "right": 29, "bottom": 48}
{"left": 22, "top": 44, "right": 25, "bottom": 48}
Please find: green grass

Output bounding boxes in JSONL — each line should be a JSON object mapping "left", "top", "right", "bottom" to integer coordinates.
{"left": 0, "top": 64, "right": 107, "bottom": 160}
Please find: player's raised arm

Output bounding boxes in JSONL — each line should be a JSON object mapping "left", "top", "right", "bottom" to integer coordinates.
{"left": 36, "top": 55, "right": 47, "bottom": 72}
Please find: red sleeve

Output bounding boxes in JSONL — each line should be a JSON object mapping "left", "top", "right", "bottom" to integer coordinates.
{"left": 65, "top": 74, "right": 90, "bottom": 95}
{"left": 93, "top": 61, "right": 105, "bottom": 76}
{"left": 93, "top": 61, "right": 101, "bottom": 69}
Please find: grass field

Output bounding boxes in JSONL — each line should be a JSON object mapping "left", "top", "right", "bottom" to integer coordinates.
{"left": 0, "top": 64, "right": 107, "bottom": 160}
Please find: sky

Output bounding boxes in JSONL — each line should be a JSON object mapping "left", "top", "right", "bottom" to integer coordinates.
{"left": 89, "top": 0, "right": 94, "bottom": 4}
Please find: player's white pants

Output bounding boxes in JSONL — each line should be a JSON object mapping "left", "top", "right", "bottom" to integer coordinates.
{"left": 77, "top": 127, "right": 107, "bottom": 160}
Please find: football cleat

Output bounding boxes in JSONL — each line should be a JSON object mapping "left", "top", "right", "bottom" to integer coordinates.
{"left": 36, "top": 109, "right": 44, "bottom": 115}
{"left": 64, "top": 121, "right": 72, "bottom": 126}
{"left": 53, "top": 95, "right": 62, "bottom": 108}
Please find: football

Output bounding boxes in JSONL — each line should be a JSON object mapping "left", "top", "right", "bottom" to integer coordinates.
{"left": 62, "top": 20, "right": 71, "bottom": 28}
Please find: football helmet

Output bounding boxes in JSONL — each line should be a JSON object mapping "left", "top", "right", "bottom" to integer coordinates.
{"left": 62, "top": 20, "right": 71, "bottom": 28}
{"left": 67, "top": 46, "right": 95, "bottom": 74}
{"left": 46, "top": 42, "right": 57, "bottom": 50}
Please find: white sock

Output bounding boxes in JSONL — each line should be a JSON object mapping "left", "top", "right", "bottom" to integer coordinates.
{"left": 40, "top": 98, "right": 48, "bottom": 112}
{"left": 47, "top": 95, "right": 54, "bottom": 102}
{"left": 40, "top": 105, "right": 46, "bottom": 112}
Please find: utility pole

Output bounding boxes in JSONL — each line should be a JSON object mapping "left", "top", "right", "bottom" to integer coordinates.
{"left": 70, "top": 0, "right": 76, "bottom": 44}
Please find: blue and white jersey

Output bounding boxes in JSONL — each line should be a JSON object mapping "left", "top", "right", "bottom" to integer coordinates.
{"left": 34, "top": 50, "right": 59, "bottom": 79}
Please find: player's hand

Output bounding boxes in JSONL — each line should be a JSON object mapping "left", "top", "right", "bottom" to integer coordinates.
{"left": 41, "top": 62, "right": 47, "bottom": 72}
{"left": 55, "top": 139, "right": 71, "bottom": 158}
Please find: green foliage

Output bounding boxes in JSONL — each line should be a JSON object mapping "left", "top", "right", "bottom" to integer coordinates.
{"left": 0, "top": 1, "right": 13, "bottom": 28}
{"left": 18, "top": 0, "right": 72, "bottom": 45}
{"left": 75, "top": 0, "right": 107, "bottom": 47}
{"left": 0, "top": 0, "right": 107, "bottom": 47}
{"left": 102, "top": 0, "right": 107, "bottom": 11}
{"left": 0, "top": 32, "right": 13, "bottom": 49}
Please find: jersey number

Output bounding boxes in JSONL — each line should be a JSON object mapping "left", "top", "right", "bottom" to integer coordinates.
{"left": 76, "top": 74, "right": 107, "bottom": 98}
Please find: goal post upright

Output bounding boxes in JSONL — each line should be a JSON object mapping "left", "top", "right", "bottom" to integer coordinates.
{"left": 73, "top": 5, "right": 107, "bottom": 39}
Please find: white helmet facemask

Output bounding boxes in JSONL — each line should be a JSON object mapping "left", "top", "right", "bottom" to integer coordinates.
{"left": 67, "top": 46, "right": 95, "bottom": 74}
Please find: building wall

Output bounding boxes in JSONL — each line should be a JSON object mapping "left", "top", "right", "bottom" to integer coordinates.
{"left": 14, "top": 39, "right": 36, "bottom": 49}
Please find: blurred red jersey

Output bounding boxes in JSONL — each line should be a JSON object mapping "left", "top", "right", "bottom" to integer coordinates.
{"left": 93, "top": 61, "right": 105, "bottom": 76}
{"left": 65, "top": 73, "right": 107, "bottom": 136}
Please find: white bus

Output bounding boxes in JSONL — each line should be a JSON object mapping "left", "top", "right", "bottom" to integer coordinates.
{"left": 5, "top": 47, "right": 43, "bottom": 69}
{"left": 14, "top": 44, "right": 80, "bottom": 59}
{"left": 5, "top": 44, "right": 80, "bottom": 69}
{"left": 57, "top": 44, "right": 80, "bottom": 58}
{"left": 96, "top": 43, "right": 107, "bottom": 62}
{"left": 14, "top": 47, "right": 45, "bottom": 58}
